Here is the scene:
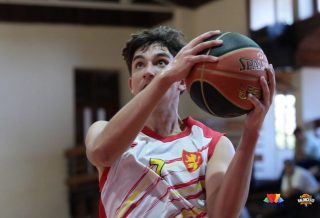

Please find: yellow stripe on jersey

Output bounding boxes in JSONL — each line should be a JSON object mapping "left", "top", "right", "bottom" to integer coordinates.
{"left": 117, "top": 191, "right": 140, "bottom": 218}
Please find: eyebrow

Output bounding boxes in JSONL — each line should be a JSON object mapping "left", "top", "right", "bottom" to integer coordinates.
{"left": 132, "top": 52, "right": 171, "bottom": 63}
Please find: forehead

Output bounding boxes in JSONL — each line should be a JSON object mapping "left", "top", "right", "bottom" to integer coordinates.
{"left": 133, "top": 43, "right": 172, "bottom": 58}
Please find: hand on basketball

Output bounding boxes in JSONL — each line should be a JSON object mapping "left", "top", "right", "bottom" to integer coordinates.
{"left": 245, "top": 64, "right": 276, "bottom": 131}
{"left": 163, "top": 30, "right": 222, "bottom": 83}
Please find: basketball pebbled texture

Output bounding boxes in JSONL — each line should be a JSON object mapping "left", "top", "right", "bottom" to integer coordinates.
{"left": 186, "top": 32, "right": 269, "bottom": 118}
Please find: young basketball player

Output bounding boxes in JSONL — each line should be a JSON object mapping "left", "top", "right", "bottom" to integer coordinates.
{"left": 85, "top": 26, "right": 275, "bottom": 218}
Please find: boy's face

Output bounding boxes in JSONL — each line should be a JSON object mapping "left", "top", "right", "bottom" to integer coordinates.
{"left": 128, "top": 43, "right": 174, "bottom": 95}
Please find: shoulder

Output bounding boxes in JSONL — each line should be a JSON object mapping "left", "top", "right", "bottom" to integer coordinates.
{"left": 208, "top": 136, "right": 235, "bottom": 166}
{"left": 89, "top": 120, "right": 108, "bottom": 130}
{"left": 85, "top": 121, "right": 108, "bottom": 147}
{"left": 185, "top": 116, "right": 223, "bottom": 137}
{"left": 205, "top": 136, "right": 235, "bottom": 181}
{"left": 85, "top": 121, "right": 108, "bottom": 158}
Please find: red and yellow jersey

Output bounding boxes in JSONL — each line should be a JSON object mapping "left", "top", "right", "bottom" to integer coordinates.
{"left": 99, "top": 117, "right": 223, "bottom": 218}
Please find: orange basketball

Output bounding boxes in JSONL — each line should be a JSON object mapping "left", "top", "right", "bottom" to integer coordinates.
{"left": 186, "top": 32, "right": 269, "bottom": 118}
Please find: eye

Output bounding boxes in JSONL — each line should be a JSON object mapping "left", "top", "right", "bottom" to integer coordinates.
{"left": 157, "top": 60, "right": 168, "bottom": 67}
{"left": 134, "top": 62, "right": 144, "bottom": 69}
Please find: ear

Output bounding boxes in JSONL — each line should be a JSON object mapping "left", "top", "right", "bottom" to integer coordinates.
{"left": 128, "top": 77, "right": 134, "bottom": 94}
{"left": 178, "top": 79, "right": 186, "bottom": 92}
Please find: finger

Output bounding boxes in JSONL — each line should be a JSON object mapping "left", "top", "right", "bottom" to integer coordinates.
{"left": 248, "top": 93, "right": 262, "bottom": 110}
{"left": 187, "top": 54, "right": 219, "bottom": 64}
{"left": 260, "top": 76, "right": 270, "bottom": 106}
{"left": 187, "top": 30, "right": 221, "bottom": 49}
{"left": 191, "top": 39, "right": 223, "bottom": 55}
{"left": 266, "top": 64, "right": 276, "bottom": 103}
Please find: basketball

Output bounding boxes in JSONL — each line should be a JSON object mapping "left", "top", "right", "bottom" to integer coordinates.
{"left": 186, "top": 32, "right": 269, "bottom": 118}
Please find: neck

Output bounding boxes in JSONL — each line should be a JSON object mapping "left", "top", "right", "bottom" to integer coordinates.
{"left": 146, "top": 107, "right": 184, "bottom": 137}
{"left": 145, "top": 88, "right": 185, "bottom": 137}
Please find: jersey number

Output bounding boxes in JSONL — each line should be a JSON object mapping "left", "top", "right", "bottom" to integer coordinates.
{"left": 149, "top": 158, "right": 165, "bottom": 176}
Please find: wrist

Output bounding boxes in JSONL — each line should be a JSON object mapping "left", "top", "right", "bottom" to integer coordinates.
{"left": 157, "top": 69, "right": 176, "bottom": 89}
{"left": 243, "top": 126, "right": 260, "bottom": 140}
{"left": 238, "top": 129, "right": 260, "bottom": 152}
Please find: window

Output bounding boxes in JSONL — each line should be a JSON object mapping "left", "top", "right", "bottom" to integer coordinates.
{"left": 274, "top": 94, "right": 296, "bottom": 149}
{"left": 249, "top": 0, "right": 293, "bottom": 31}
{"left": 249, "top": 0, "right": 319, "bottom": 31}
{"left": 75, "top": 69, "right": 120, "bottom": 144}
{"left": 298, "top": 0, "right": 313, "bottom": 19}
{"left": 276, "top": 0, "right": 294, "bottom": 24}
{"left": 250, "top": 0, "right": 275, "bottom": 31}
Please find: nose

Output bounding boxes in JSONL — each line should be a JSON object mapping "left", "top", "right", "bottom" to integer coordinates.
{"left": 142, "top": 64, "right": 157, "bottom": 80}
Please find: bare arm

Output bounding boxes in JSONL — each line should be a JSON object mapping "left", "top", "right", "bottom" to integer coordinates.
{"left": 206, "top": 66, "right": 276, "bottom": 218}
{"left": 85, "top": 31, "right": 223, "bottom": 168}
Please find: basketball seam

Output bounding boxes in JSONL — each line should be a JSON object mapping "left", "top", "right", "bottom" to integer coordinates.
{"left": 189, "top": 78, "right": 252, "bottom": 111}
{"left": 217, "top": 47, "right": 264, "bottom": 59}
{"left": 216, "top": 32, "right": 231, "bottom": 40}
{"left": 192, "top": 67, "right": 259, "bottom": 81}
{"left": 205, "top": 32, "right": 231, "bottom": 56}
{"left": 206, "top": 32, "right": 261, "bottom": 57}
{"left": 199, "top": 63, "right": 217, "bottom": 115}
{"left": 200, "top": 32, "right": 232, "bottom": 115}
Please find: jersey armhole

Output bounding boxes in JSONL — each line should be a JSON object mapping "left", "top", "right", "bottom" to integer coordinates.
{"left": 99, "top": 167, "right": 110, "bottom": 218}
{"left": 208, "top": 133, "right": 224, "bottom": 160}
{"left": 99, "top": 167, "right": 110, "bottom": 191}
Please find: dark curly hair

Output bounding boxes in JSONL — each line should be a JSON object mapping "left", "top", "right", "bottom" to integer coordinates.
{"left": 122, "top": 26, "right": 186, "bottom": 75}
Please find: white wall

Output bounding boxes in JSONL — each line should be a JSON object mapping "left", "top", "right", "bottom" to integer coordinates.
{"left": 0, "top": 23, "right": 138, "bottom": 218}
{"left": 194, "top": 0, "right": 247, "bottom": 35}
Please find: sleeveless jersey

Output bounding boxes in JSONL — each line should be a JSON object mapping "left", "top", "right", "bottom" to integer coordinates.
{"left": 99, "top": 117, "right": 223, "bottom": 218}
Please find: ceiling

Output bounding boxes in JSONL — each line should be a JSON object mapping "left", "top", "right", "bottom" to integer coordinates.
{"left": 0, "top": 0, "right": 218, "bottom": 27}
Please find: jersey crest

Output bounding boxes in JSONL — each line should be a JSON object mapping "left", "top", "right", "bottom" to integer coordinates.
{"left": 182, "top": 150, "right": 203, "bottom": 173}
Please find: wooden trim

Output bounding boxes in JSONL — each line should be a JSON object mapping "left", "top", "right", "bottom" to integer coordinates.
{"left": 0, "top": 3, "right": 173, "bottom": 27}
{"left": 65, "top": 145, "right": 86, "bottom": 158}
{"left": 134, "top": 0, "right": 218, "bottom": 8}
{"left": 67, "top": 172, "right": 99, "bottom": 188}
{"left": 246, "top": 0, "right": 250, "bottom": 33}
